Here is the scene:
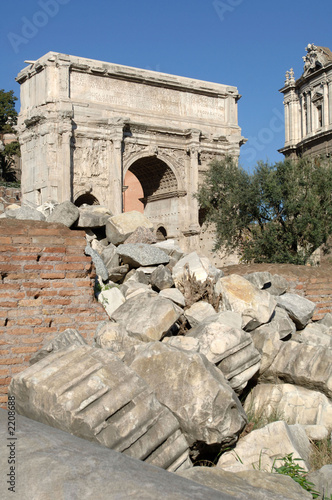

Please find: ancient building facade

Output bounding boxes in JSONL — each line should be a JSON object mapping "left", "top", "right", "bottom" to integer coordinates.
{"left": 280, "top": 44, "right": 332, "bottom": 158}
{"left": 16, "top": 52, "right": 245, "bottom": 254}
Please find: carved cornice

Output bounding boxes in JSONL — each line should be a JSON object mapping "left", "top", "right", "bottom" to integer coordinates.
{"left": 141, "top": 190, "right": 187, "bottom": 203}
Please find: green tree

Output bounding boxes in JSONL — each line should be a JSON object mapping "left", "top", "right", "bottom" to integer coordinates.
{"left": 196, "top": 155, "right": 332, "bottom": 265}
{"left": 0, "top": 89, "right": 20, "bottom": 183}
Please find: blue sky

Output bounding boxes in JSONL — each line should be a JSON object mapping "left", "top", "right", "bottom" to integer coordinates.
{"left": 1, "top": 0, "right": 332, "bottom": 172}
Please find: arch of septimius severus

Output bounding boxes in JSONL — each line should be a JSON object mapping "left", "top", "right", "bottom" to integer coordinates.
{"left": 16, "top": 52, "right": 246, "bottom": 260}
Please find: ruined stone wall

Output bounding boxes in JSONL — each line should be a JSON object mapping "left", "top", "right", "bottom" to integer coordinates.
{"left": 0, "top": 219, "right": 108, "bottom": 407}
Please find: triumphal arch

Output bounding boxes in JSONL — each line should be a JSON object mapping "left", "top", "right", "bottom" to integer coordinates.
{"left": 16, "top": 52, "right": 245, "bottom": 253}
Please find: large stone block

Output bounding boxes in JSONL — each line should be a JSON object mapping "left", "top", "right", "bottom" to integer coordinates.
{"left": 117, "top": 243, "right": 170, "bottom": 268}
{"left": 77, "top": 205, "right": 111, "bottom": 228}
{"left": 187, "top": 315, "right": 261, "bottom": 391}
{"left": 0, "top": 410, "right": 224, "bottom": 500}
{"left": 124, "top": 342, "right": 247, "bottom": 447}
{"left": 262, "top": 341, "right": 332, "bottom": 398}
{"left": 150, "top": 265, "right": 174, "bottom": 290}
{"left": 178, "top": 467, "right": 312, "bottom": 500}
{"left": 307, "top": 465, "right": 332, "bottom": 500}
{"left": 184, "top": 301, "right": 216, "bottom": 328}
{"left": 216, "top": 421, "right": 311, "bottom": 473}
{"left": 215, "top": 274, "right": 276, "bottom": 331}
{"left": 97, "top": 286, "right": 126, "bottom": 317}
{"left": 101, "top": 243, "right": 120, "bottom": 271}
{"left": 46, "top": 200, "right": 79, "bottom": 227}
{"left": 159, "top": 288, "right": 186, "bottom": 307}
{"left": 251, "top": 325, "right": 282, "bottom": 375}
{"left": 94, "top": 321, "right": 143, "bottom": 359}
{"left": 111, "top": 290, "right": 182, "bottom": 341}
{"left": 244, "top": 383, "right": 332, "bottom": 432}
{"left": 300, "top": 322, "right": 332, "bottom": 347}
{"left": 29, "top": 328, "right": 86, "bottom": 365}
{"left": 124, "top": 226, "right": 157, "bottom": 244}
{"left": 172, "top": 252, "right": 210, "bottom": 285}
{"left": 9, "top": 345, "right": 190, "bottom": 471}
{"left": 6, "top": 205, "right": 46, "bottom": 221}
{"left": 106, "top": 211, "right": 154, "bottom": 245}
{"left": 277, "top": 293, "right": 315, "bottom": 329}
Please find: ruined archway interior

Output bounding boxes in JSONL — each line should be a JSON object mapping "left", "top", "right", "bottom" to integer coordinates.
{"left": 74, "top": 193, "right": 100, "bottom": 207}
{"left": 123, "top": 157, "right": 179, "bottom": 238}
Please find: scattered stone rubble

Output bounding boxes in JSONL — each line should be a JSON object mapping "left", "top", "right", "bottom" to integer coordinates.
{"left": 6, "top": 201, "right": 332, "bottom": 499}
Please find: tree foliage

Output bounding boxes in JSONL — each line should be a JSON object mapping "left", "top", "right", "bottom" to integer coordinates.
{"left": 0, "top": 89, "right": 18, "bottom": 133}
{"left": 196, "top": 155, "right": 332, "bottom": 265}
{"left": 0, "top": 89, "right": 19, "bottom": 183}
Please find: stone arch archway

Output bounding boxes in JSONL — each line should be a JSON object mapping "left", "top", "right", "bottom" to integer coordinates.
{"left": 74, "top": 193, "right": 100, "bottom": 206}
{"left": 123, "top": 155, "right": 182, "bottom": 238}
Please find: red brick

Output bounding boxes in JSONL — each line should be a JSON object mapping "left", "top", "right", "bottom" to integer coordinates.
{"left": 40, "top": 272, "right": 66, "bottom": 279}
{"left": 6, "top": 328, "right": 33, "bottom": 336}
{"left": 66, "top": 247, "right": 85, "bottom": 255}
{"left": 0, "top": 300, "right": 18, "bottom": 308}
{"left": 11, "top": 255, "right": 38, "bottom": 262}
{"left": 0, "top": 292, "right": 25, "bottom": 300}
{"left": 55, "top": 263, "right": 85, "bottom": 271}
{"left": 7, "top": 308, "right": 41, "bottom": 318}
{"left": 18, "top": 298, "right": 42, "bottom": 307}
{"left": 0, "top": 264, "right": 21, "bottom": 272}
{"left": 18, "top": 246, "right": 43, "bottom": 253}
{"left": 58, "top": 290, "right": 82, "bottom": 297}
{"left": 0, "top": 358, "right": 23, "bottom": 365}
{"left": 51, "top": 282, "right": 74, "bottom": 288}
{"left": 11, "top": 236, "right": 31, "bottom": 245}
{"left": 66, "top": 272, "right": 87, "bottom": 279}
{"left": 43, "top": 246, "right": 66, "bottom": 253}
{"left": 0, "top": 245, "right": 16, "bottom": 252}
{"left": 11, "top": 366, "right": 27, "bottom": 374}
{"left": 14, "top": 318, "right": 43, "bottom": 326}
{"left": 39, "top": 255, "right": 64, "bottom": 262}
{"left": 0, "top": 377, "right": 11, "bottom": 385}
{"left": 34, "top": 290, "right": 58, "bottom": 298}
{"left": 24, "top": 264, "right": 54, "bottom": 271}
{"left": 42, "top": 298, "right": 71, "bottom": 306}
{"left": 67, "top": 255, "right": 91, "bottom": 263}
{"left": 21, "top": 337, "right": 44, "bottom": 344}
{"left": 0, "top": 226, "right": 26, "bottom": 235}
{"left": 64, "top": 237, "right": 85, "bottom": 247}
{"left": 29, "top": 228, "right": 66, "bottom": 236}
{"left": 0, "top": 284, "right": 20, "bottom": 290}
{"left": 32, "top": 236, "right": 65, "bottom": 245}
{"left": 51, "top": 317, "right": 73, "bottom": 324}
{"left": 75, "top": 280, "right": 92, "bottom": 287}
{"left": 34, "top": 327, "right": 57, "bottom": 334}
{"left": 6, "top": 273, "right": 36, "bottom": 280}
{"left": 0, "top": 387, "right": 8, "bottom": 394}
{"left": 11, "top": 346, "right": 39, "bottom": 354}
{"left": 22, "top": 281, "right": 51, "bottom": 289}
{"left": 0, "top": 237, "right": 12, "bottom": 244}
{"left": 41, "top": 308, "right": 62, "bottom": 315}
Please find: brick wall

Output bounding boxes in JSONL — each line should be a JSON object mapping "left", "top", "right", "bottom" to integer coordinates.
{"left": 295, "top": 276, "right": 332, "bottom": 320}
{"left": 0, "top": 219, "right": 108, "bottom": 407}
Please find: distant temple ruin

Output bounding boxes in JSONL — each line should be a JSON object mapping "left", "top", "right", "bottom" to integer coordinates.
{"left": 280, "top": 44, "right": 332, "bottom": 158}
{"left": 16, "top": 52, "right": 245, "bottom": 254}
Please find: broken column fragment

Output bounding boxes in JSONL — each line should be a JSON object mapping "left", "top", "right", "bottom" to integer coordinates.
{"left": 9, "top": 344, "right": 191, "bottom": 472}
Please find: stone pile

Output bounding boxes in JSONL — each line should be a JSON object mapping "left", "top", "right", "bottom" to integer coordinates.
{"left": 6, "top": 203, "right": 332, "bottom": 499}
